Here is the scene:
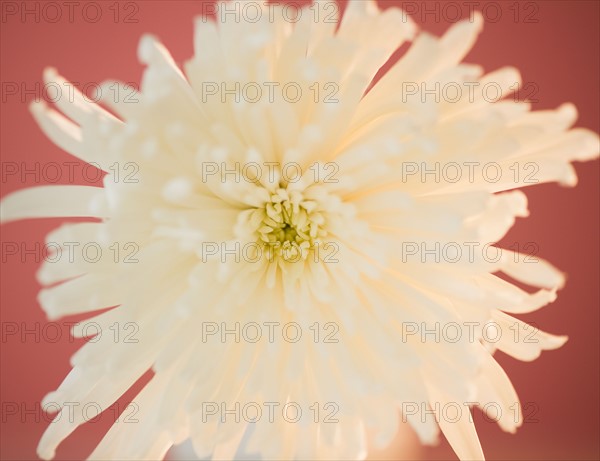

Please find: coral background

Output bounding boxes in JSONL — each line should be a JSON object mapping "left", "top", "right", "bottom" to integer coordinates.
{"left": 1, "top": 1, "right": 598, "bottom": 460}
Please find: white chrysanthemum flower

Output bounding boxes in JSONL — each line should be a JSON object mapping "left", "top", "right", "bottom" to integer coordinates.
{"left": 1, "top": 1, "right": 599, "bottom": 460}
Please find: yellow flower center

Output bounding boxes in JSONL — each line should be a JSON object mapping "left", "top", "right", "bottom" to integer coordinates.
{"left": 243, "top": 187, "right": 328, "bottom": 262}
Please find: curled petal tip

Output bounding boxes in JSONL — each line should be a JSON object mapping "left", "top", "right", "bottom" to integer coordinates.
{"left": 471, "top": 10, "right": 484, "bottom": 28}
{"left": 138, "top": 33, "right": 161, "bottom": 64}
{"left": 43, "top": 66, "right": 58, "bottom": 82}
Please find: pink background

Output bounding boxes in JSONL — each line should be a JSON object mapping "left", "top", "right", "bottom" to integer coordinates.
{"left": 1, "top": 1, "right": 598, "bottom": 460}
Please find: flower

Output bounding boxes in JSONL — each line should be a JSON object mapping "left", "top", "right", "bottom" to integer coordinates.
{"left": 1, "top": 0, "right": 598, "bottom": 460}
